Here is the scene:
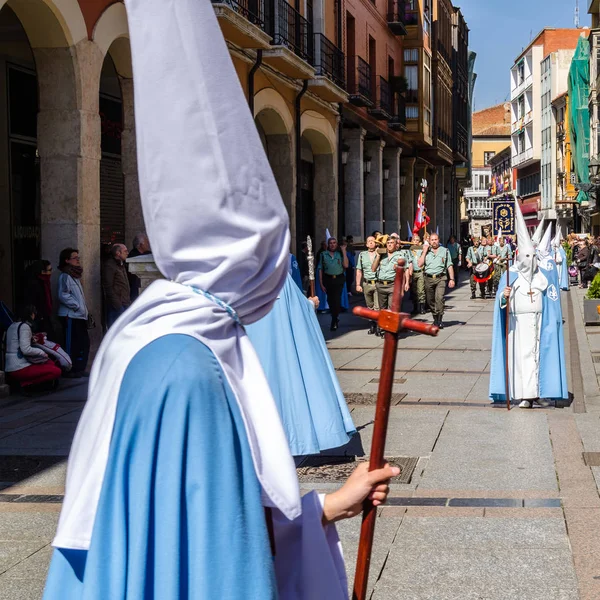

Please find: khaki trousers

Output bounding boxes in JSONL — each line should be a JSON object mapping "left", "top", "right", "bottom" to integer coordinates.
{"left": 424, "top": 275, "right": 447, "bottom": 319}
{"left": 362, "top": 281, "right": 379, "bottom": 310}
{"left": 411, "top": 270, "right": 426, "bottom": 303}
{"left": 376, "top": 282, "right": 395, "bottom": 310}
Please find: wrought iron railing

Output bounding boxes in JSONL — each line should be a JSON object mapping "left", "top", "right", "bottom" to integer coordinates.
{"left": 314, "top": 33, "right": 345, "bottom": 88}
{"left": 387, "top": 0, "right": 407, "bottom": 26}
{"left": 347, "top": 56, "right": 372, "bottom": 101}
{"left": 379, "top": 77, "right": 392, "bottom": 115}
{"left": 211, "top": 0, "right": 265, "bottom": 30}
{"left": 265, "top": 0, "right": 314, "bottom": 64}
{"left": 389, "top": 94, "right": 407, "bottom": 128}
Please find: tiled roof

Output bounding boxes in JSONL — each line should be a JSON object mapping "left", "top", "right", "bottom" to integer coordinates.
{"left": 472, "top": 103, "right": 512, "bottom": 137}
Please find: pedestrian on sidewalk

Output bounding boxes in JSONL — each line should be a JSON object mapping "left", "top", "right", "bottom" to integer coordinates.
{"left": 57, "top": 247, "right": 90, "bottom": 377}
{"left": 102, "top": 243, "right": 131, "bottom": 329}
{"left": 23, "top": 259, "right": 56, "bottom": 340}
{"left": 319, "top": 236, "right": 349, "bottom": 331}
{"left": 408, "top": 234, "right": 426, "bottom": 314}
{"left": 418, "top": 233, "right": 455, "bottom": 329}
{"left": 355, "top": 235, "right": 380, "bottom": 334}
{"left": 4, "top": 304, "right": 61, "bottom": 390}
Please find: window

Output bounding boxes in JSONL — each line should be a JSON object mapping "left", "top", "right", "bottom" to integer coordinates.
{"left": 484, "top": 151, "right": 496, "bottom": 165}
{"left": 517, "top": 61, "right": 525, "bottom": 85}
{"left": 423, "top": 0, "right": 431, "bottom": 35}
{"left": 518, "top": 132, "right": 525, "bottom": 154}
{"left": 517, "top": 96, "right": 525, "bottom": 119}
{"left": 404, "top": 65, "right": 419, "bottom": 103}
{"left": 517, "top": 172, "right": 541, "bottom": 197}
{"left": 404, "top": 49, "right": 418, "bottom": 63}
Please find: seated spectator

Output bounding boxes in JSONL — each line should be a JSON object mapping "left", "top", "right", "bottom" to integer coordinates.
{"left": 102, "top": 243, "right": 131, "bottom": 328}
{"left": 23, "top": 260, "right": 55, "bottom": 339}
{"left": 5, "top": 305, "right": 61, "bottom": 389}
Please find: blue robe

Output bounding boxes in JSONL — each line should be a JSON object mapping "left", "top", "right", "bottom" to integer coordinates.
{"left": 43, "top": 335, "right": 277, "bottom": 599}
{"left": 290, "top": 254, "right": 303, "bottom": 291}
{"left": 247, "top": 275, "right": 356, "bottom": 456}
{"left": 557, "top": 247, "right": 569, "bottom": 290}
{"left": 489, "top": 270, "right": 568, "bottom": 404}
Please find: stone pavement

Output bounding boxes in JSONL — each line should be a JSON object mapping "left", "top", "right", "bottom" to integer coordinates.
{"left": 1, "top": 276, "right": 600, "bottom": 598}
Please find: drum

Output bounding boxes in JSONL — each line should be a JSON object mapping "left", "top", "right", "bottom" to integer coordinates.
{"left": 473, "top": 262, "right": 493, "bottom": 283}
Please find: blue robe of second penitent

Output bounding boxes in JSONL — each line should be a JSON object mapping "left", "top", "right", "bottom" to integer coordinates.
{"left": 246, "top": 274, "right": 356, "bottom": 456}
{"left": 43, "top": 335, "right": 277, "bottom": 599}
{"left": 489, "top": 269, "right": 568, "bottom": 404}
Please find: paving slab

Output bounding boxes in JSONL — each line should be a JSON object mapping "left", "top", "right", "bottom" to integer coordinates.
{"left": 418, "top": 410, "right": 558, "bottom": 492}
{"left": 0, "top": 541, "right": 46, "bottom": 574}
{"left": 0, "top": 576, "right": 46, "bottom": 600}
{"left": 328, "top": 348, "right": 371, "bottom": 369}
{"left": 351, "top": 407, "right": 448, "bottom": 457}
{"left": 341, "top": 349, "right": 430, "bottom": 372}
{"left": 0, "top": 512, "right": 59, "bottom": 542}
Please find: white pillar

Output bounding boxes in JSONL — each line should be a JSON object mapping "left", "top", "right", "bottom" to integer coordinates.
{"left": 343, "top": 127, "right": 366, "bottom": 241}
{"left": 364, "top": 139, "right": 386, "bottom": 236}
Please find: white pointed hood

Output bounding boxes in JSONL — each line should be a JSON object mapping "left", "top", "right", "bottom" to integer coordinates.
{"left": 538, "top": 223, "right": 553, "bottom": 258}
{"left": 552, "top": 225, "right": 563, "bottom": 250}
{"left": 532, "top": 217, "right": 546, "bottom": 248}
{"left": 53, "top": 0, "right": 300, "bottom": 551}
{"left": 497, "top": 227, "right": 503, "bottom": 242}
{"left": 514, "top": 199, "right": 539, "bottom": 283}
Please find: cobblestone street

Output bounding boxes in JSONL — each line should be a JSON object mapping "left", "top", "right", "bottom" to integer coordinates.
{"left": 2, "top": 281, "right": 600, "bottom": 599}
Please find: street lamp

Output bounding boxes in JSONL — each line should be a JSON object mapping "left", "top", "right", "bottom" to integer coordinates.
{"left": 590, "top": 156, "right": 600, "bottom": 182}
{"left": 364, "top": 156, "right": 372, "bottom": 175}
{"left": 382, "top": 163, "right": 390, "bottom": 181}
{"left": 341, "top": 144, "right": 350, "bottom": 166}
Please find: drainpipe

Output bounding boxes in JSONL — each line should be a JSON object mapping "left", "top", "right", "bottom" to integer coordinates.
{"left": 248, "top": 50, "right": 263, "bottom": 114}
{"left": 337, "top": 102, "right": 344, "bottom": 237}
{"left": 295, "top": 80, "right": 309, "bottom": 256}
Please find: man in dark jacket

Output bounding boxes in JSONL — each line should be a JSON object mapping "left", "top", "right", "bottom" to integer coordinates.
{"left": 128, "top": 233, "right": 152, "bottom": 301}
{"left": 102, "top": 244, "right": 131, "bottom": 328}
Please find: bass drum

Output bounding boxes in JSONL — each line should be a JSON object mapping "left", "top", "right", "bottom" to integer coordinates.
{"left": 473, "top": 262, "right": 493, "bottom": 283}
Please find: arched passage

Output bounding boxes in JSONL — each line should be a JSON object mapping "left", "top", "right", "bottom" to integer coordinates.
{"left": 0, "top": 0, "right": 98, "bottom": 315}
{"left": 254, "top": 90, "right": 295, "bottom": 238}
{"left": 301, "top": 112, "right": 338, "bottom": 242}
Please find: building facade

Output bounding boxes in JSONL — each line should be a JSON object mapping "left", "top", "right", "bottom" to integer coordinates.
{"left": 462, "top": 103, "right": 511, "bottom": 236}
{"left": 510, "top": 28, "right": 583, "bottom": 230}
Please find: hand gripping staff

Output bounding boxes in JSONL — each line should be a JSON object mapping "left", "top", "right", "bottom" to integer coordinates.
{"left": 351, "top": 260, "right": 438, "bottom": 600}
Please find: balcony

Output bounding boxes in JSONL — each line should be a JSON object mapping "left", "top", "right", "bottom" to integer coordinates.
{"left": 389, "top": 95, "right": 407, "bottom": 131}
{"left": 512, "top": 147, "right": 535, "bottom": 168}
{"left": 309, "top": 33, "right": 347, "bottom": 103}
{"left": 511, "top": 73, "right": 533, "bottom": 99}
{"left": 369, "top": 77, "right": 392, "bottom": 120}
{"left": 387, "top": 0, "right": 407, "bottom": 35}
{"left": 347, "top": 56, "right": 373, "bottom": 108}
{"left": 211, "top": 0, "right": 271, "bottom": 49}
{"left": 263, "top": 0, "right": 315, "bottom": 79}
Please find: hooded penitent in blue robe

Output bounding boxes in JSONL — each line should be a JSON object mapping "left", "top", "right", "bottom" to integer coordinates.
{"left": 489, "top": 268, "right": 568, "bottom": 404}
{"left": 44, "top": 335, "right": 277, "bottom": 599}
{"left": 557, "top": 247, "right": 569, "bottom": 290}
{"left": 290, "top": 254, "right": 303, "bottom": 291}
{"left": 247, "top": 274, "right": 356, "bottom": 456}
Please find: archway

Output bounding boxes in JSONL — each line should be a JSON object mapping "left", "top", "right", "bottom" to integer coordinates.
{"left": 254, "top": 91, "right": 295, "bottom": 239}
{"left": 0, "top": 0, "right": 88, "bottom": 310}
{"left": 301, "top": 111, "right": 337, "bottom": 242}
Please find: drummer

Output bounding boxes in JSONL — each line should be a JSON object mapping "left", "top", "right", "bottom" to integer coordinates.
{"left": 479, "top": 237, "right": 495, "bottom": 299}
{"left": 466, "top": 237, "right": 485, "bottom": 300}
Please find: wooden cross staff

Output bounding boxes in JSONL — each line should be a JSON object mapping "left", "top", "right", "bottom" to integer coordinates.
{"left": 352, "top": 260, "right": 438, "bottom": 600}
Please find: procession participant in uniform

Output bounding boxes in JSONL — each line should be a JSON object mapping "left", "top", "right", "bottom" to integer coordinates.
{"left": 447, "top": 235, "right": 462, "bottom": 284}
{"left": 372, "top": 237, "right": 410, "bottom": 337}
{"left": 409, "top": 234, "right": 426, "bottom": 314}
{"left": 491, "top": 230, "right": 513, "bottom": 295}
{"left": 356, "top": 236, "right": 380, "bottom": 335}
{"left": 418, "top": 233, "right": 456, "bottom": 329}
{"left": 480, "top": 237, "right": 496, "bottom": 298}
{"left": 489, "top": 201, "right": 567, "bottom": 409}
{"left": 42, "top": 2, "right": 397, "bottom": 598}
{"left": 319, "top": 236, "right": 349, "bottom": 331}
{"left": 466, "top": 237, "right": 485, "bottom": 299}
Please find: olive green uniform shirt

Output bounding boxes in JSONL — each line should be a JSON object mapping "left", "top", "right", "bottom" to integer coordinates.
{"left": 356, "top": 250, "right": 378, "bottom": 281}
{"left": 377, "top": 251, "right": 402, "bottom": 281}
{"left": 423, "top": 247, "right": 452, "bottom": 276}
{"left": 409, "top": 246, "right": 423, "bottom": 272}
{"left": 321, "top": 251, "right": 344, "bottom": 276}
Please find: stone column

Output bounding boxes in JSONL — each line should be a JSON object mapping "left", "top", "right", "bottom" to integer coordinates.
{"left": 364, "top": 139, "right": 385, "bottom": 236}
{"left": 36, "top": 41, "right": 103, "bottom": 349}
{"left": 343, "top": 127, "right": 365, "bottom": 241}
{"left": 265, "top": 133, "right": 295, "bottom": 249}
{"left": 435, "top": 166, "right": 445, "bottom": 240}
{"left": 121, "top": 77, "right": 144, "bottom": 249}
{"left": 314, "top": 152, "right": 338, "bottom": 240}
{"left": 400, "top": 157, "right": 416, "bottom": 238}
{"left": 383, "top": 147, "right": 402, "bottom": 235}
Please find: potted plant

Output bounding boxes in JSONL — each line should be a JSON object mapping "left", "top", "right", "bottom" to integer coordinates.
{"left": 584, "top": 272, "right": 600, "bottom": 325}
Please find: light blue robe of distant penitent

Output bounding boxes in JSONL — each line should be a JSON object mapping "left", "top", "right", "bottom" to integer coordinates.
{"left": 557, "top": 246, "right": 569, "bottom": 290}
{"left": 247, "top": 274, "right": 356, "bottom": 456}
{"left": 43, "top": 335, "right": 278, "bottom": 599}
{"left": 489, "top": 266, "right": 568, "bottom": 404}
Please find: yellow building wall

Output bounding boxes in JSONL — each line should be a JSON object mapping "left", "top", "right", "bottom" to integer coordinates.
{"left": 471, "top": 138, "right": 511, "bottom": 168}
